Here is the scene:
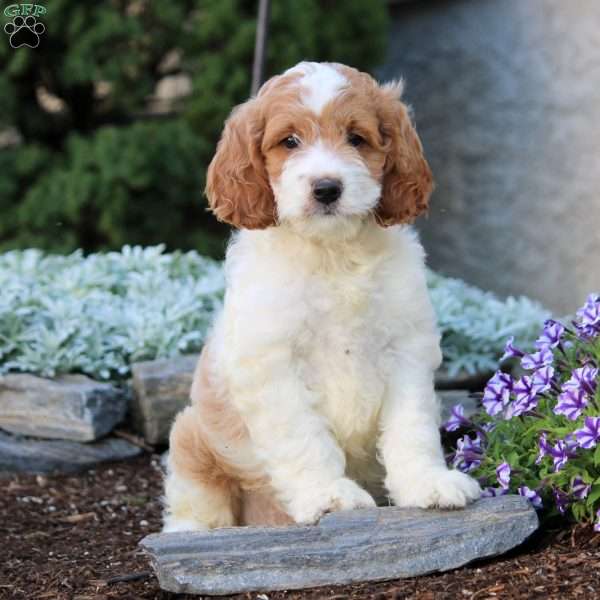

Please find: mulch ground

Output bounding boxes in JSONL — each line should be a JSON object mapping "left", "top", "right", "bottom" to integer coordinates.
{"left": 2, "top": 453, "right": 600, "bottom": 600}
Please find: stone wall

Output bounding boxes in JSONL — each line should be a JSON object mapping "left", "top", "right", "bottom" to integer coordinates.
{"left": 379, "top": 0, "right": 600, "bottom": 314}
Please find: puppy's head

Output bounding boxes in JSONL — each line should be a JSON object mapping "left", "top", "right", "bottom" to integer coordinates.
{"left": 206, "top": 62, "right": 433, "bottom": 234}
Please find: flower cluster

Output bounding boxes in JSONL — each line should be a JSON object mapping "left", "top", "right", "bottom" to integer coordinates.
{"left": 445, "top": 298, "right": 600, "bottom": 531}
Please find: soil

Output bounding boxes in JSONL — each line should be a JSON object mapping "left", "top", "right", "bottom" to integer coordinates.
{"left": 2, "top": 453, "right": 600, "bottom": 600}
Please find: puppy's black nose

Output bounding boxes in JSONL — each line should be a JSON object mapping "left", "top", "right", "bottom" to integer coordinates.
{"left": 312, "top": 178, "right": 342, "bottom": 205}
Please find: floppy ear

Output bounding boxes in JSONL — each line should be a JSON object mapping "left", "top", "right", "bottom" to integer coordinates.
{"left": 205, "top": 99, "right": 277, "bottom": 229}
{"left": 375, "top": 82, "right": 434, "bottom": 227}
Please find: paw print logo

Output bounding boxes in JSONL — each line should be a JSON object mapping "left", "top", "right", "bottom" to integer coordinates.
{"left": 4, "top": 15, "right": 45, "bottom": 48}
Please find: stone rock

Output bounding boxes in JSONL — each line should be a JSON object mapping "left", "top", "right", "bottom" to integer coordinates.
{"left": 435, "top": 368, "right": 492, "bottom": 392}
{"left": 0, "top": 373, "right": 128, "bottom": 442}
{"left": 0, "top": 430, "right": 142, "bottom": 475}
{"left": 438, "top": 390, "right": 479, "bottom": 424}
{"left": 141, "top": 496, "right": 538, "bottom": 595}
{"left": 380, "top": 0, "right": 600, "bottom": 314}
{"left": 160, "top": 450, "right": 169, "bottom": 471}
{"left": 130, "top": 355, "right": 198, "bottom": 445}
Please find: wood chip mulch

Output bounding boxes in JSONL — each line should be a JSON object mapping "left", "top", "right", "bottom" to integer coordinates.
{"left": 2, "top": 453, "right": 600, "bottom": 600}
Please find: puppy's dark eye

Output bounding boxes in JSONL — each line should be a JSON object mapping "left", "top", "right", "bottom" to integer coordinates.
{"left": 281, "top": 135, "right": 300, "bottom": 149}
{"left": 347, "top": 133, "right": 364, "bottom": 147}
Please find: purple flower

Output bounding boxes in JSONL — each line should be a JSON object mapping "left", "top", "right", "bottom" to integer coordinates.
{"left": 505, "top": 374, "right": 546, "bottom": 418}
{"left": 552, "top": 488, "right": 570, "bottom": 515}
{"left": 518, "top": 485, "right": 543, "bottom": 509}
{"left": 574, "top": 417, "right": 600, "bottom": 449}
{"left": 483, "top": 371, "right": 513, "bottom": 416}
{"left": 481, "top": 486, "right": 508, "bottom": 498}
{"left": 452, "top": 433, "right": 484, "bottom": 473}
{"left": 531, "top": 366, "right": 555, "bottom": 391}
{"left": 551, "top": 442, "right": 569, "bottom": 472}
{"left": 554, "top": 388, "right": 588, "bottom": 420}
{"left": 576, "top": 294, "right": 600, "bottom": 339}
{"left": 572, "top": 477, "right": 591, "bottom": 500}
{"left": 538, "top": 434, "right": 579, "bottom": 472}
{"left": 549, "top": 439, "right": 576, "bottom": 472}
{"left": 521, "top": 347, "right": 554, "bottom": 371}
{"left": 535, "top": 319, "right": 565, "bottom": 350}
{"left": 576, "top": 322, "right": 600, "bottom": 340}
{"left": 443, "top": 404, "right": 470, "bottom": 432}
{"left": 496, "top": 462, "right": 511, "bottom": 490}
{"left": 577, "top": 294, "right": 600, "bottom": 326}
{"left": 564, "top": 433, "right": 579, "bottom": 453}
{"left": 505, "top": 395, "right": 537, "bottom": 419}
{"left": 563, "top": 364, "right": 598, "bottom": 397}
{"left": 501, "top": 336, "right": 525, "bottom": 361}
{"left": 514, "top": 375, "right": 543, "bottom": 402}
{"left": 595, "top": 510, "right": 600, "bottom": 533}
{"left": 536, "top": 433, "right": 552, "bottom": 465}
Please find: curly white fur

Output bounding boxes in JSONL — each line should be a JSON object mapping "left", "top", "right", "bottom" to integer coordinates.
{"left": 163, "top": 62, "right": 480, "bottom": 532}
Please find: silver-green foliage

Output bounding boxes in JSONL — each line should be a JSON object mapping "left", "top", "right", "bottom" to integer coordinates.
{"left": 0, "top": 247, "right": 549, "bottom": 381}
{"left": 0, "top": 246, "right": 223, "bottom": 380}
{"left": 427, "top": 270, "right": 550, "bottom": 376}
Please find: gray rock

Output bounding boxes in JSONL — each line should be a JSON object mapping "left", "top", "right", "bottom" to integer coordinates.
{"left": 0, "top": 374, "right": 128, "bottom": 442}
{"left": 438, "top": 390, "right": 479, "bottom": 424}
{"left": 435, "top": 369, "right": 492, "bottom": 392}
{"left": 380, "top": 0, "right": 600, "bottom": 314}
{"left": 0, "top": 430, "right": 141, "bottom": 475}
{"left": 160, "top": 450, "right": 169, "bottom": 471}
{"left": 130, "top": 355, "right": 198, "bottom": 445}
{"left": 141, "top": 496, "right": 538, "bottom": 595}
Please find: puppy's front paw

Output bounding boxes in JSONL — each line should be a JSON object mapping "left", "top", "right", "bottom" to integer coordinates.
{"left": 389, "top": 468, "right": 481, "bottom": 509}
{"left": 288, "top": 477, "right": 376, "bottom": 524}
{"left": 162, "top": 516, "right": 208, "bottom": 533}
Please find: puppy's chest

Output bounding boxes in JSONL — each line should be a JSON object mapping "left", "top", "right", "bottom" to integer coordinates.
{"left": 296, "top": 269, "right": 394, "bottom": 443}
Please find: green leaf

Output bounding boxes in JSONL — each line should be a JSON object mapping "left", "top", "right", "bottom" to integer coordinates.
{"left": 587, "top": 484, "right": 600, "bottom": 506}
{"left": 572, "top": 502, "right": 586, "bottom": 521}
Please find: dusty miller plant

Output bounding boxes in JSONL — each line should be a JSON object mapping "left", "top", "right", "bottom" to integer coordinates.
{"left": 427, "top": 270, "right": 549, "bottom": 376}
{"left": 0, "top": 246, "right": 223, "bottom": 380}
{"left": 0, "top": 247, "right": 548, "bottom": 381}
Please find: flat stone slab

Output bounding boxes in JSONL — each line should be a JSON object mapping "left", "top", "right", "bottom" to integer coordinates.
{"left": 0, "top": 373, "right": 128, "bottom": 442}
{"left": 130, "top": 355, "right": 198, "bottom": 445}
{"left": 141, "top": 496, "right": 538, "bottom": 595}
{"left": 0, "top": 430, "right": 142, "bottom": 475}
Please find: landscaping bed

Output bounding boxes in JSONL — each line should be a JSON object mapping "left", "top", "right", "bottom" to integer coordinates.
{"left": 2, "top": 453, "right": 599, "bottom": 600}
{"left": 3, "top": 247, "right": 593, "bottom": 598}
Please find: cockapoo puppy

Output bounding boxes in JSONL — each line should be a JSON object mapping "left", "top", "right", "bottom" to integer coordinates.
{"left": 163, "top": 62, "right": 480, "bottom": 532}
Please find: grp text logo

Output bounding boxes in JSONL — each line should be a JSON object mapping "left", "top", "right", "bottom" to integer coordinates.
{"left": 4, "top": 4, "right": 47, "bottom": 48}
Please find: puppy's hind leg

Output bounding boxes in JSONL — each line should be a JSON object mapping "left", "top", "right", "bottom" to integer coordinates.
{"left": 163, "top": 406, "right": 239, "bottom": 532}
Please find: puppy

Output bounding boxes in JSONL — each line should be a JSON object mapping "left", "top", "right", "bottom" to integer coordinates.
{"left": 163, "top": 62, "right": 480, "bottom": 532}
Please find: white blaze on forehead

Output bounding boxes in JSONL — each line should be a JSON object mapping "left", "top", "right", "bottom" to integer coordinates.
{"left": 285, "top": 62, "right": 347, "bottom": 115}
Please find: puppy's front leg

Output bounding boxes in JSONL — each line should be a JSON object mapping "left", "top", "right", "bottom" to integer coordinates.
{"left": 379, "top": 362, "right": 481, "bottom": 509}
{"left": 231, "top": 347, "right": 375, "bottom": 524}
